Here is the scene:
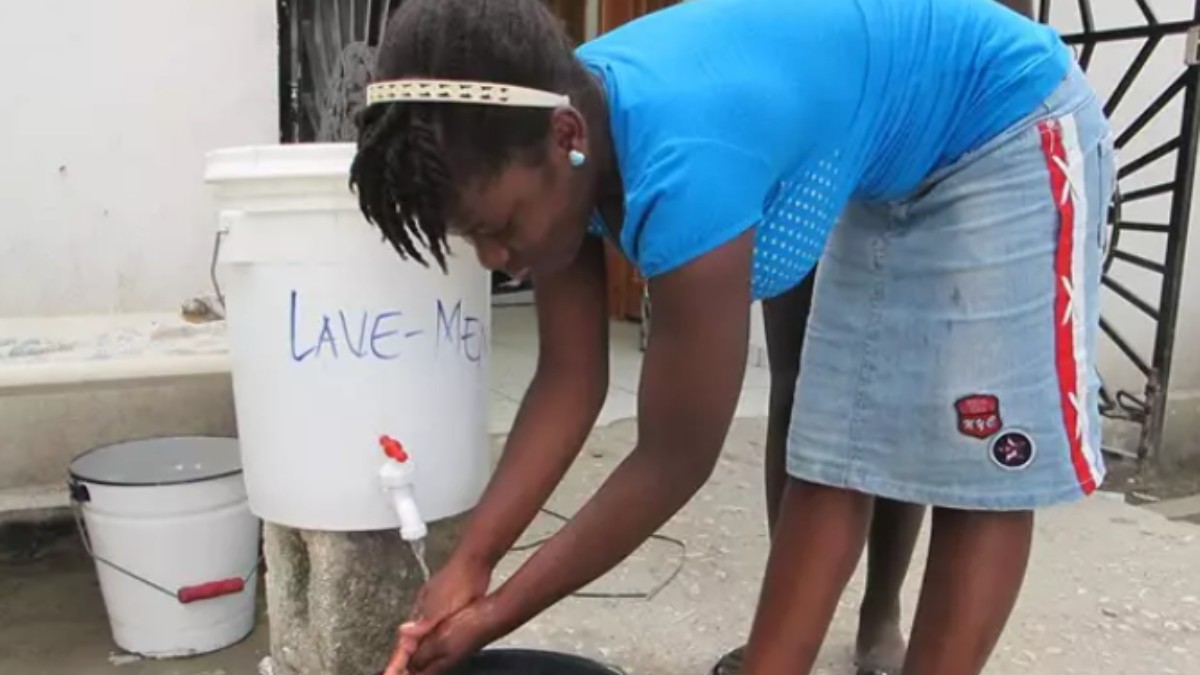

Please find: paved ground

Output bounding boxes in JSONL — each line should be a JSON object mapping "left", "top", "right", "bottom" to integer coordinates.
{"left": 2, "top": 418, "right": 1198, "bottom": 675}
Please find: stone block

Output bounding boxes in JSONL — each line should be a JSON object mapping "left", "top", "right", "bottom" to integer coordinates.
{"left": 263, "top": 513, "right": 468, "bottom": 675}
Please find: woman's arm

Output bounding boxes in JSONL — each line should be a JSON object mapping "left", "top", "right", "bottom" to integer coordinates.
{"left": 451, "top": 236, "right": 612, "bottom": 570}
{"left": 384, "top": 237, "right": 612, "bottom": 675}
{"left": 483, "top": 229, "right": 755, "bottom": 636}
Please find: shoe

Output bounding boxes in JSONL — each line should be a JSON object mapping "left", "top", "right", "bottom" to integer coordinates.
{"left": 710, "top": 646, "right": 744, "bottom": 675}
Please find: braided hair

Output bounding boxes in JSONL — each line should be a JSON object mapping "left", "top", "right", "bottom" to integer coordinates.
{"left": 350, "top": 0, "right": 589, "bottom": 271}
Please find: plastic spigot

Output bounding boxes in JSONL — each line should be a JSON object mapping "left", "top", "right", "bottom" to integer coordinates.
{"left": 378, "top": 435, "right": 427, "bottom": 541}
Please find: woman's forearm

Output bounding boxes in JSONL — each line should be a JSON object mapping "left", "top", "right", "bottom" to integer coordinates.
{"left": 450, "top": 239, "right": 610, "bottom": 573}
{"left": 453, "top": 366, "right": 607, "bottom": 570}
{"left": 483, "top": 233, "right": 755, "bottom": 639}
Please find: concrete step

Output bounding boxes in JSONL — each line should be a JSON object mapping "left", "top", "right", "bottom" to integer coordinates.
{"left": 0, "top": 484, "right": 70, "bottom": 525}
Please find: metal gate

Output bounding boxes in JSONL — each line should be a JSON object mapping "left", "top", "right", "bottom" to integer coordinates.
{"left": 1042, "top": 0, "right": 1200, "bottom": 464}
{"left": 278, "top": 0, "right": 401, "bottom": 144}
{"left": 276, "top": 0, "right": 584, "bottom": 142}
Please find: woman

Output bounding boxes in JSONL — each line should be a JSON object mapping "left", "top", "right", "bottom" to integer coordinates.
{"left": 351, "top": 1, "right": 1114, "bottom": 674}
{"left": 709, "top": 5, "right": 1042, "bottom": 674}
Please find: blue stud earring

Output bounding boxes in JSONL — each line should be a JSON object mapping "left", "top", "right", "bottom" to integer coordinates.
{"left": 569, "top": 149, "right": 587, "bottom": 168}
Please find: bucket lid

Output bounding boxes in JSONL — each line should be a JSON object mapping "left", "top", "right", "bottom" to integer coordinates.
{"left": 69, "top": 436, "right": 242, "bottom": 487}
{"left": 204, "top": 143, "right": 355, "bottom": 183}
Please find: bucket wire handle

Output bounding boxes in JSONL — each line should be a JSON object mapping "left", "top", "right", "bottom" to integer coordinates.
{"left": 70, "top": 482, "right": 259, "bottom": 604}
{"left": 210, "top": 225, "right": 229, "bottom": 310}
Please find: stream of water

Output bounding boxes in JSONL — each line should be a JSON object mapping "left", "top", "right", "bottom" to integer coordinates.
{"left": 408, "top": 538, "right": 431, "bottom": 583}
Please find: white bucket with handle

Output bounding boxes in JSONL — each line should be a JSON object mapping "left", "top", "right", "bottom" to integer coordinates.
{"left": 68, "top": 436, "right": 261, "bottom": 658}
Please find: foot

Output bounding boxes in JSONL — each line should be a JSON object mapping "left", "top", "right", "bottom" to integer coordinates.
{"left": 855, "top": 610, "right": 907, "bottom": 675}
{"left": 711, "top": 646, "right": 745, "bottom": 675}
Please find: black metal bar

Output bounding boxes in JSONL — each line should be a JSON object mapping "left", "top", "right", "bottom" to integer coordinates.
{"left": 1100, "top": 316, "right": 1152, "bottom": 376}
{"left": 1099, "top": 379, "right": 1115, "bottom": 408}
{"left": 1061, "top": 20, "right": 1196, "bottom": 45}
{"left": 278, "top": 0, "right": 290, "bottom": 142}
{"left": 1134, "top": 0, "right": 1158, "bottom": 24}
{"left": 1118, "top": 389, "right": 1151, "bottom": 417}
{"left": 1079, "top": 42, "right": 1096, "bottom": 71}
{"left": 1074, "top": 0, "right": 1096, "bottom": 69}
{"left": 1077, "top": 0, "right": 1094, "bottom": 34}
{"left": 1115, "top": 221, "right": 1173, "bottom": 233}
{"left": 1122, "top": 181, "right": 1178, "bottom": 202}
{"left": 1103, "top": 225, "right": 1123, "bottom": 274}
{"left": 1038, "top": 0, "right": 1050, "bottom": 24}
{"left": 1106, "top": 37, "right": 1162, "bottom": 119}
{"left": 1112, "top": 248, "right": 1167, "bottom": 274}
{"left": 1119, "top": 136, "right": 1181, "bottom": 179}
{"left": 1116, "top": 73, "right": 1189, "bottom": 149}
{"left": 1102, "top": 274, "right": 1161, "bottom": 319}
{"left": 1141, "top": 0, "right": 1200, "bottom": 462}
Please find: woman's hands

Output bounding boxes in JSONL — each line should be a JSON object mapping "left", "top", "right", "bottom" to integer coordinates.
{"left": 401, "top": 593, "right": 507, "bottom": 674}
{"left": 383, "top": 555, "right": 492, "bottom": 675}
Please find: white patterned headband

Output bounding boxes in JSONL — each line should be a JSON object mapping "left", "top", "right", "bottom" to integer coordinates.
{"left": 366, "top": 79, "right": 571, "bottom": 109}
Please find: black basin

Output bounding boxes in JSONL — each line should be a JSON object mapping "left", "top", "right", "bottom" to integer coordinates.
{"left": 462, "top": 648, "right": 624, "bottom": 674}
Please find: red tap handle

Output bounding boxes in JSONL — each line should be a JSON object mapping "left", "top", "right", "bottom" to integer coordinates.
{"left": 380, "top": 435, "right": 408, "bottom": 462}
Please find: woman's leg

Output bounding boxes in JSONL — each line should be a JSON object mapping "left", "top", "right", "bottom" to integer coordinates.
{"left": 710, "top": 278, "right": 817, "bottom": 675}
{"left": 741, "top": 495, "right": 1033, "bottom": 675}
{"left": 902, "top": 509, "right": 1033, "bottom": 675}
{"left": 740, "top": 478, "right": 874, "bottom": 674}
{"left": 856, "top": 498, "right": 925, "bottom": 674}
{"left": 767, "top": 281, "right": 924, "bottom": 675}
{"left": 761, "top": 274, "right": 817, "bottom": 533}
{"left": 714, "top": 273, "right": 924, "bottom": 675}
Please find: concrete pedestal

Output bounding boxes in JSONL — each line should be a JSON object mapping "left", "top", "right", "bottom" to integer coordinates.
{"left": 263, "top": 515, "right": 468, "bottom": 675}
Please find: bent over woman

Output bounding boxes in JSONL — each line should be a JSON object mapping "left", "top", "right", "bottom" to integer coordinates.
{"left": 349, "top": 1, "right": 1116, "bottom": 673}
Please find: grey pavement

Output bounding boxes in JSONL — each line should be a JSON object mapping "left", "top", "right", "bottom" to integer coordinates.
{"left": 1, "top": 418, "right": 1197, "bottom": 674}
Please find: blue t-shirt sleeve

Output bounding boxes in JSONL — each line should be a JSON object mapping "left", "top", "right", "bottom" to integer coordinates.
{"left": 623, "top": 139, "right": 774, "bottom": 278}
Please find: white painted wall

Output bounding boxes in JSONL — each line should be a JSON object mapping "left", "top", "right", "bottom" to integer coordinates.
{"left": 0, "top": 0, "right": 279, "bottom": 318}
{"left": 0, "top": 0, "right": 277, "bottom": 503}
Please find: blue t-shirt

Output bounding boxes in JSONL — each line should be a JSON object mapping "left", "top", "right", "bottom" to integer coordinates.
{"left": 575, "top": 0, "right": 1072, "bottom": 299}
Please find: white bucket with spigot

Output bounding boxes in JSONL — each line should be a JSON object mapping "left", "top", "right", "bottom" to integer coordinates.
{"left": 204, "top": 143, "right": 491, "bottom": 531}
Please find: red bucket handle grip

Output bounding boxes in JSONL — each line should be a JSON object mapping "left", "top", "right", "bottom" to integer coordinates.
{"left": 177, "top": 577, "right": 245, "bottom": 604}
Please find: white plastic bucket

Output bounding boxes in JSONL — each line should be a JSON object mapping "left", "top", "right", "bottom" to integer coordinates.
{"left": 205, "top": 143, "right": 491, "bottom": 531}
{"left": 68, "top": 436, "right": 261, "bottom": 658}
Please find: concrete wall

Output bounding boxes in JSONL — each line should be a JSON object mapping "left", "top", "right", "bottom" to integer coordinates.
{"left": 1043, "top": 1, "right": 1200, "bottom": 462}
{"left": 749, "top": 303, "right": 768, "bottom": 368}
{"left": 0, "top": 0, "right": 279, "bottom": 317}
{"left": 0, "top": 0, "right": 278, "bottom": 501}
